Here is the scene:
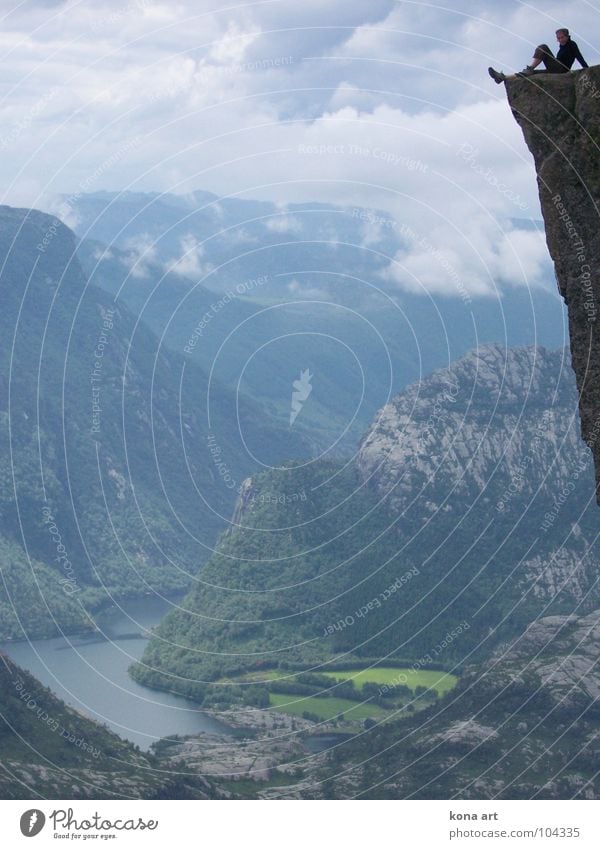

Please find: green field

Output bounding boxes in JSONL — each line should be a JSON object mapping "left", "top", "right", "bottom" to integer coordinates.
{"left": 223, "top": 665, "right": 459, "bottom": 723}
{"left": 260, "top": 666, "right": 457, "bottom": 695}
{"left": 269, "top": 693, "right": 388, "bottom": 722}
{"left": 320, "top": 667, "right": 458, "bottom": 695}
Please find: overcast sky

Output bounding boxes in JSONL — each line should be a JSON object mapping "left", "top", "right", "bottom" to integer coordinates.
{"left": 1, "top": 0, "right": 598, "bottom": 297}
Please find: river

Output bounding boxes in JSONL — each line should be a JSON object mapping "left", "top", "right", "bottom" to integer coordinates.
{"left": 1, "top": 594, "right": 233, "bottom": 750}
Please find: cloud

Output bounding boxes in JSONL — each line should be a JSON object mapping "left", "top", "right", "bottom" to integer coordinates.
{"left": 167, "top": 233, "right": 213, "bottom": 278}
{"left": 1, "top": 0, "right": 597, "bottom": 298}
{"left": 93, "top": 246, "right": 113, "bottom": 261}
{"left": 208, "top": 20, "right": 260, "bottom": 65}
{"left": 120, "top": 234, "right": 158, "bottom": 279}
{"left": 266, "top": 214, "right": 301, "bottom": 234}
{"left": 287, "top": 279, "right": 329, "bottom": 299}
{"left": 383, "top": 221, "right": 550, "bottom": 299}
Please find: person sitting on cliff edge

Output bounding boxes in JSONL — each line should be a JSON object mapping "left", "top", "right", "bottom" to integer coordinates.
{"left": 488, "top": 28, "right": 588, "bottom": 83}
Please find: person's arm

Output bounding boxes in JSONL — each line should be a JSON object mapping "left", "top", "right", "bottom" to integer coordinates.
{"left": 573, "top": 41, "right": 589, "bottom": 68}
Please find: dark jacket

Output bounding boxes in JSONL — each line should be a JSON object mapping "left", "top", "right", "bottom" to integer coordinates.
{"left": 557, "top": 38, "right": 588, "bottom": 69}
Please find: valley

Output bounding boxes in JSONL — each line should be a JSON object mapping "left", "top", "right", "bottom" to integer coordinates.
{"left": 1, "top": 197, "right": 598, "bottom": 802}
{"left": 132, "top": 345, "right": 600, "bottom": 713}
{"left": 2, "top": 0, "right": 600, "bottom": 814}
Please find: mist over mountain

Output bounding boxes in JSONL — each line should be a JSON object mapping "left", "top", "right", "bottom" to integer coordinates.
{"left": 65, "top": 190, "right": 568, "bottom": 455}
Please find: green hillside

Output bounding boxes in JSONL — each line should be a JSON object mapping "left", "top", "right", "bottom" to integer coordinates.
{"left": 132, "top": 346, "right": 600, "bottom": 708}
{"left": 0, "top": 205, "right": 308, "bottom": 639}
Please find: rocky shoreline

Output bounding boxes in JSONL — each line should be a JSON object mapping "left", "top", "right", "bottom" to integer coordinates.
{"left": 159, "top": 707, "right": 346, "bottom": 798}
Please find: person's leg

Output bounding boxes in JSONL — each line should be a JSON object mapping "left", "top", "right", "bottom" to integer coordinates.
{"left": 489, "top": 68, "right": 526, "bottom": 83}
{"left": 488, "top": 44, "right": 560, "bottom": 84}
{"left": 531, "top": 44, "right": 552, "bottom": 69}
{"left": 534, "top": 44, "right": 568, "bottom": 73}
{"left": 508, "top": 44, "right": 551, "bottom": 78}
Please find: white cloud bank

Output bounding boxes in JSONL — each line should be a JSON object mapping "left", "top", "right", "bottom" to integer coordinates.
{"left": 1, "top": 0, "right": 598, "bottom": 297}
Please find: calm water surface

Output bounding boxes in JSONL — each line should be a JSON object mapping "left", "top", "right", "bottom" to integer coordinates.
{"left": 1, "top": 595, "right": 232, "bottom": 749}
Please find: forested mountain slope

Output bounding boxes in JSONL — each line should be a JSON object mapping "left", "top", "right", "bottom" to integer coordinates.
{"left": 0, "top": 205, "right": 307, "bottom": 639}
{"left": 133, "top": 344, "right": 600, "bottom": 703}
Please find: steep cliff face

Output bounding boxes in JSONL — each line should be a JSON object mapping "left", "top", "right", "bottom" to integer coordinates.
{"left": 506, "top": 68, "right": 600, "bottom": 499}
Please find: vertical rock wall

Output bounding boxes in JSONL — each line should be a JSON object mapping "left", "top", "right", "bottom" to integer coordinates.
{"left": 507, "top": 67, "right": 600, "bottom": 499}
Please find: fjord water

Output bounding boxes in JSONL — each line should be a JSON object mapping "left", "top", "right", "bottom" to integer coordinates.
{"left": 1, "top": 595, "right": 232, "bottom": 749}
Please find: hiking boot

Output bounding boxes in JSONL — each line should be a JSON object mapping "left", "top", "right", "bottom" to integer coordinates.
{"left": 488, "top": 67, "right": 506, "bottom": 84}
{"left": 518, "top": 66, "right": 535, "bottom": 76}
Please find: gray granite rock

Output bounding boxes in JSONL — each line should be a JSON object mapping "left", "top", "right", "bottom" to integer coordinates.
{"left": 506, "top": 68, "right": 600, "bottom": 500}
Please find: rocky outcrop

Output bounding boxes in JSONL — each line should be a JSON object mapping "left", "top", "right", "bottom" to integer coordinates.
{"left": 506, "top": 68, "right": 600, "bottom": 499}
{"left": 228, "top": 476, "right": 257, "bottom": 531}
{"left": 357, "top": 343, "right": 588, "bottom": 514}
{"left": 356, "top": 343, "right": 600, "bottom": 607}
{"left": 489, "top": 610, "right": 600, "bottom": 708}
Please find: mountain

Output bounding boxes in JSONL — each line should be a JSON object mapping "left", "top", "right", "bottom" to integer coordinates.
{"left": 311, "top": 609, "right": 600, "bottom": 799}
{"left": 132, "top": 343, "right": 600, "bottom": 702}
{"left": 357, "top": 343, "right": 585, "bottom": 520}
{"left": 0, "top": 205, "right": 308, "bottom": 639}
{"left": 507, "top": 67, "right": 600, "bottom": 500}
{"left": 58, "top": 189, "right": 402, "bottom": 299}
{"left": 66, "top": 190, "right": 568, "bottom": 456}
{"left": 0, "top": 653, "right": 220, "bottom": 799}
